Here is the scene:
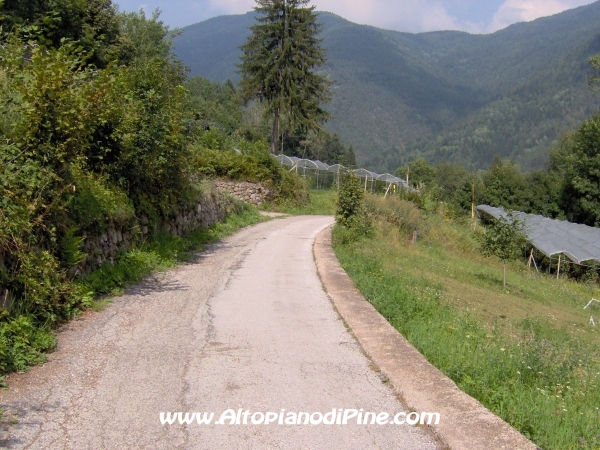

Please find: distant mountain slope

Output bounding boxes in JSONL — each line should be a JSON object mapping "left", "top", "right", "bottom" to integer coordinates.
{"left": 173, "top": 13, "right": 253, "bottom": 83}
{"left": 414, "top": 34, "right": 600, "bottom": 168}
{"left": 173, "top": 3, "right": 600, "bottom": 172}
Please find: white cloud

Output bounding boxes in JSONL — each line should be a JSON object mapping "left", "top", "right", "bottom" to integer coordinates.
{"left": 487, "top": 0, "right": 593, "bottom": 32}
{"left": 207, "top": 0, "right": 254, "bottom": 14}
{"left": 201, "top": 0, "right": 594, "bottom": 34}
{"left": 297, "top": 0, "right": 465, "bottom": 33}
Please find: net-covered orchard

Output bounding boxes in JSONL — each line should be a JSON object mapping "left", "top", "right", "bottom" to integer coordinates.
{"left": 273, "top": 155, "right": 409, "bottom": 193}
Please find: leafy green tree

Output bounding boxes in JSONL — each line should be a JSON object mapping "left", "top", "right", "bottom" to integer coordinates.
{"left": 550, "top": 113, "right": 600, "bottom": 226}
{"left": 480, "top": 156, "right": 529, "bottom": 211}
{"left": 1, "top": 0, "right": 121, "bottom": 68}
{"left": 478, "top": 213, "right": 525, "bottom": 288}
{"left": 522, "top": 170, "right": 562, "bottom": 218}
{"left": 434, "top": 161, "right": 470, "bottom": 201}
{"left": 238, "top": 0, "right": 331, "bottom": 155}
{"left": 336, "top": 171, "right": 364, "bottom": 228}
{"left": 186, "top": 77, "right": 243, "bottom": 134}
{"left": 334, "top": 171, "right": 372, "bottom": 243}
{"left": 395, "top": 158, "right": 436, "bottom": 188}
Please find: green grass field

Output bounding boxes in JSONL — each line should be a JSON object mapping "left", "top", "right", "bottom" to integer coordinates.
{"left": 333, "top": 196, "right": 600, "bottom": 450}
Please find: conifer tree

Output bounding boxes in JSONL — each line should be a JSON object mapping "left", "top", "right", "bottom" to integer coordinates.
{"left": 238, "top": 0, "right": 331, "bottom": 154}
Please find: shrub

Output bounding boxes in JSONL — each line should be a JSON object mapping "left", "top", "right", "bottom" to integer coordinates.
{"left": 334, "top": 171, "right": 372, "bottom": 244}
{"left": 192, "top": 143, "right": 309, "bottom": 206}
{"left": 364, "top": 194, "right": 425, "bottom": 238}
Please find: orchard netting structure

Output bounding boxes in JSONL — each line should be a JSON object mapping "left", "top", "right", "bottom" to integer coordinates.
{"left": 273, "top": 155, "right": 409, "bottom": 192}
{"left": 477, "top": 205, "right": 600, "bottom": 274}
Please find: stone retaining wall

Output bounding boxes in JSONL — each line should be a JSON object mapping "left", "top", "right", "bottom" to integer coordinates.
{"left": 214, "top": 180, "right": 273, "bottom": 206}
{"left": 77, "top": 187, "right": 240, "bottom": 276}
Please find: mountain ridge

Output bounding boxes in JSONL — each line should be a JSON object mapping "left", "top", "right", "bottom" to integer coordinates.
{"left": 173, "top": 3, "right": 600, "bottom": 172}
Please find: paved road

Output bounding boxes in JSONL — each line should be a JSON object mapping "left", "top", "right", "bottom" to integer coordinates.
{"left": 0, "top": 216, "right": 439, "bottom": 449}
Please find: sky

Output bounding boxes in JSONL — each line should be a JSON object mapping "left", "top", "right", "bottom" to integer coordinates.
{"left": 112, "top": 0, "right": 597, "bottom": 34}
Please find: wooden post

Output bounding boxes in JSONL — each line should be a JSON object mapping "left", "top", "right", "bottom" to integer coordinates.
{"left": 412, "top": 231, "right": 417, "bottom": 245}
{"left": 557, "top": 254, "right": 562, "bottom": 280}
{"left": 471, "top": 179, "right": 475, "bottom": 219}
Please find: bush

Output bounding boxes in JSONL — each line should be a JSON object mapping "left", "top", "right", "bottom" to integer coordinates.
{"left": 192, "top": 143, "right": 309, "bottom": 206}
{"left": 364, "top": 194, "right": 425, "bottom": 238}
{"left": 334, "top": 171, "right": 372, "bottom": 244}
{"left": 0, "top": 316, "right": 55, "bottom": 375}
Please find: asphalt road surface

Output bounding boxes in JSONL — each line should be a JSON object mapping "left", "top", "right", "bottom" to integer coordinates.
{"left": 0, "top": 216, "right": 439, "bottom": 449}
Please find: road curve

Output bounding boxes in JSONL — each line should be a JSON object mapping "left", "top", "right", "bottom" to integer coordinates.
{"left": 0, "top": 216, "right": 439, "bottom": 449}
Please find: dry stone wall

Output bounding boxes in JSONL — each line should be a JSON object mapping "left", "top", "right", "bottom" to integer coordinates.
{"left": 76, "top": 187, "right": 240, "bottom": 276}
{"left": 214, "top": 180, "right": 273, "bottom": 206}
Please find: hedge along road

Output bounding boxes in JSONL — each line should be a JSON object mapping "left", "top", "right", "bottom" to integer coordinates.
{"left": 0, "top": 216, "right": 439, "bottom": 449}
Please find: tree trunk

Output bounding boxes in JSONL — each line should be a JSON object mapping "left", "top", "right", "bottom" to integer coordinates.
{"left": 271, "top": 107, "right": 280, "bottom": 155}
{"left": 503, "top": 263, "right": 506, "bottom": 288}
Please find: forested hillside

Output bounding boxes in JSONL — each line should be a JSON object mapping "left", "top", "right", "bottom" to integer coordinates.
{"left": 173, "top": 2, "right": 600, "bottom": 171}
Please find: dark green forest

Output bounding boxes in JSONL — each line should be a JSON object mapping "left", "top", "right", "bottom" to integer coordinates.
{"left": 173, "top": 2, "right": 600, "bottom": 172}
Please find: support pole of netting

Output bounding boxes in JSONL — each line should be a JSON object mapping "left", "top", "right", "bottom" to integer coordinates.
{"left": 528, "top": 248, "right": 539, "bottom": 273}
{"left": 384, "top": 183, "right": 392, "bottom": 198}
{"left": 557, "top": 255, "right": 562, "bottom": 280}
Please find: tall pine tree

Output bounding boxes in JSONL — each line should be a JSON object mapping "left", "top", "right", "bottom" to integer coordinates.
{"left": 238, "top": 0, "right": 331, "bottom": 155}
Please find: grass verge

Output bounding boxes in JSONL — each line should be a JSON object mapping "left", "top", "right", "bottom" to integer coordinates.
{"left": 333, "top": 212, "right": 600, "bottom": 450}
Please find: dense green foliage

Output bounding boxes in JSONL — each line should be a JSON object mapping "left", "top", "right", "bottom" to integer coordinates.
{"left": 550, "top": 113, "right": 600, "bottom": 226}
{"left": 1, "top": 0, "right": 122, "bottom": 67}
{"left": 333, "top": 171, "right": 372, "bottom": 244}
{"left": 174, "top": 4, "right": 600, "bottom": 171}
{"left": 266, "top": 188, "right": 336, "bottom": 215}
{"left": 238, "top": 0, "right": 331, "bottom": 154}
{"left": 187, "top": 77, "right": 243, "bottom": 134}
